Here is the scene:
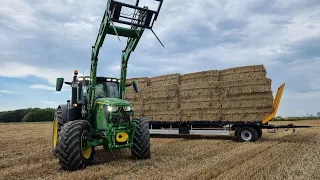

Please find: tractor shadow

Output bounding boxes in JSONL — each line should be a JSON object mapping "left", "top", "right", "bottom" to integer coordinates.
{"left": 93, "top": 148, "right": 132, "bottom": 165}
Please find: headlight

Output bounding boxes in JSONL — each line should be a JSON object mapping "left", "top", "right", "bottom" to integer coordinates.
{"left": 106, "top": 106, "right": 119, "bottom": 112}
{"left": 123, "top": 106, "right": 133, "bottom": 111}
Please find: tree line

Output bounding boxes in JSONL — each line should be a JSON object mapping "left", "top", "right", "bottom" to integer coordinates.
{"left": 0, "top": 108, "right": 56, "bottom": 123}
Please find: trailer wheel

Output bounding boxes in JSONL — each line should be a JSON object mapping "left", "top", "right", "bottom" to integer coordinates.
{"left": 131, "top": 118, "right": 151, "bottom": 159}
{"left": 236, "top": 126, "right": 258, "bottom": 142}
{"left": 258, "top": 128, "right": 263, "bottom": 138}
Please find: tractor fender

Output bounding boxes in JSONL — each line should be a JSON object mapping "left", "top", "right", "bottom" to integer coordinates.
{"left": 57, "top": 104, "right": 82, "bottom": 122}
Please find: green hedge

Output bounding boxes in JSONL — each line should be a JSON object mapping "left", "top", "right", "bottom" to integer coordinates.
{"left": 0, "top": 108, "right": 56, "bottom": 123}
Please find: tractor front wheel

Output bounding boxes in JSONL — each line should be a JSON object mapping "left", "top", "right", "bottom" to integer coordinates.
{"left": 131, "top": 118, "right": 151, "bottom": 159}
{"left": 56, "top": 120, "right": 94, "bottom": 171}
{"left": 52, "top": 108, "right": 67, "bottom": 157}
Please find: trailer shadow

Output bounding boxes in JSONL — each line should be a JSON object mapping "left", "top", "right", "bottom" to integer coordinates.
{"left": 150, "top": 134, "right": 236, "bottom": 141}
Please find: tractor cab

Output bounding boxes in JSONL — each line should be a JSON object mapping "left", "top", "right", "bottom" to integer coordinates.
{"left": 55, "top": 71, "right": 139, "bottom": 107}
{"left": 76, "top": 76, "right": 120, "bottom": 101}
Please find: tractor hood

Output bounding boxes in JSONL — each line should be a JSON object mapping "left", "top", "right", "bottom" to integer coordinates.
{"left": 95, "top": 98, "right": 130, "bottom": 107}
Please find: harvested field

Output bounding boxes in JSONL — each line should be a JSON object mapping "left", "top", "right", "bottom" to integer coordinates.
{"left": 0, "top": 120, "right": 319, "bottom": 180}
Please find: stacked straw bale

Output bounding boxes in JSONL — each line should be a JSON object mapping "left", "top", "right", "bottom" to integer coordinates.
{"left": 125, "top": 77, "right": 149, "bottom": 118}
{"left": 125, "top": 65, "right": 274, "bottom": 122}
{"left": 143, "top": 74, "right": 181, "bottom": 121}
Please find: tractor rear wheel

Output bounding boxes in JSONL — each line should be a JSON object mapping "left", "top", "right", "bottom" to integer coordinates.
{"left": 131, "top": 118, "right": 151, "bottom": 159}
{"left": 56, "top": 120, "right": 94, "bottom": 171}
{"left": 52, "top": 109, "right": 67, "bottom": 157}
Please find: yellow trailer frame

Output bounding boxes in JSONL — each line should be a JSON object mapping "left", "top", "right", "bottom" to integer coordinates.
{"left": 262, "top": 83, "right": 286, "bottom": 124}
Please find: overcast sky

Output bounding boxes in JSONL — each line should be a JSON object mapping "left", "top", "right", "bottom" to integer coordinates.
{"left": 0, "top": 0, "right": 319, "bottom": 117}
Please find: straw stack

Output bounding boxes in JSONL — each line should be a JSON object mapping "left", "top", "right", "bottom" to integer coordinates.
{"left": 125, "top": 65, "right": 274, "bottom": 122}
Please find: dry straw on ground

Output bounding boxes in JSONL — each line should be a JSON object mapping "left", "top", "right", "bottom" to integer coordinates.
{"left": 0, "top": 121, "right": 319, "bottom": 180}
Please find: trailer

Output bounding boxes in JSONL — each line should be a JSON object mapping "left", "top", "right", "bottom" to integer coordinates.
{"left": 148, "top": 83, "right": 311, "bottom": 142}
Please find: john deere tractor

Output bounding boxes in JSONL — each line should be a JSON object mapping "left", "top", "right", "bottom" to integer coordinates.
{"left": 52, "top": 0, "right": 163, "bottom": 170}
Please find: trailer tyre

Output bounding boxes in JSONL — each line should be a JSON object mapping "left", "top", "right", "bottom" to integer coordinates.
{"left": 131, "top": 118, "right": 151, "bottom": 160}
{"left": 258, "top": 128, "right": 263, "bottom": 138}
{"left": 236, "top": 126, "right": 258, "bottom": 142}
{"left": 56, "top": 120, "right": 94, "bottom": 171}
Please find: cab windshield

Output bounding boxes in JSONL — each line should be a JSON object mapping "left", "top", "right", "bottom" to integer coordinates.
{"left": 95, "top": 82, "right": 120, "bottom": 98}
{"left": 80, "top": 81, "right": 119, "bottom": 99}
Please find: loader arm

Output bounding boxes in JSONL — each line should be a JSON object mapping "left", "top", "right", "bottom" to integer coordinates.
{"left": 87, "top": 0, "right": 163, "bottom": 121}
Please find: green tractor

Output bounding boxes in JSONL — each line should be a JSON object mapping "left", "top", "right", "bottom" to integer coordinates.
{"left": 52, "top": 0, "right": 164, "bottom": 170}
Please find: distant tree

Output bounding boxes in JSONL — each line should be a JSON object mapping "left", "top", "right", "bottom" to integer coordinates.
{"left": 22, "top": 108, "right": 55, "bottom": 122}
{"left": 317, "top": 112, "right": 320, "bottom": 117}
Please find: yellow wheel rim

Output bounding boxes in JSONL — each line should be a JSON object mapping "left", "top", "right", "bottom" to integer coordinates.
{"left": 53, "top": 119, "right": 58, "bottom": 148}
{"left": 81, "top": 130, "right": 92, "bottom": 159}
{"left": 116, "top": 132, "right": 129, "bottom": 142}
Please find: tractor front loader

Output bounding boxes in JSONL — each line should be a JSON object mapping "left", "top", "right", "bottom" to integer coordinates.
{"left": 52, "top": 0, "right": 164, "bottom": 171}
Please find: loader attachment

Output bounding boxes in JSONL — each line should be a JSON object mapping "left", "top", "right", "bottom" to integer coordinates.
{"left": 109, "top": 0, "right": 163, "bottom": 29}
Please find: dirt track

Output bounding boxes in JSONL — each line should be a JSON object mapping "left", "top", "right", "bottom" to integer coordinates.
{"left": 0, "top": 120, "right": 319, "bottom": 180}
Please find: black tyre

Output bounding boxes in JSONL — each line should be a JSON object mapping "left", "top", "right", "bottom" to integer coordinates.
{"left": 236, "top": 126, "right": 258, "bottom": 142}
{"left": 56, "top": 120, "right": 94, "bottom": 171}
{"left": 258, "top": 128, "right": 263, "bottom": 138}
{"left": 131, "top": 118, "right": 151, "bottom": 159}
{"left": 52, "top": 108, "right": 68, "bottom": 157}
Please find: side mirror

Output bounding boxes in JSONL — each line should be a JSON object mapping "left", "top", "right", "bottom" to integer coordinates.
{"left": 56, "top": 78, "right": 64, "bottom": 91}
{"left": 132, "top": 80, "right": 140, "bottom": 93}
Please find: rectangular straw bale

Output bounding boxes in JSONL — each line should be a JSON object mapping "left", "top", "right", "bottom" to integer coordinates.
{"left": 220, "top": 71, "right": 267, "bottom": 81}
{"left": 180, "top": 96, "right": 220, "bottom": 102}
{"left": 181, "top": 70, "right": 219, "bottom": 79}
{"left": 148, "top": 73, "right": 181, "bottom": 86}
{"left": 181, "top": 70, "right": 219, "bottom": 83}
{"left": 221, "top": 107, "right": 274, "bottom": 114}
{"left": 143, "top": 102, "right": 180, "bottom": 111}
{"left": 126, "top": 77, "right": 150, "bottom": 84}
{"left": 153, "top": 114, "right": 181, "bottom": 121}
{"left": 179, "top": 81, "right": 219, "bottom": 90}
{"left": 220, "top": 92, "right": 273, "bottom": 101}
{"left": 219, "top": 78, "right": 271, "bottom": 88}
{"left": 180, "top": 101, "right": 220, "bottom": 110}
{"left": 220, "top": 112, "right": 270, "bottom": 122}
{"left": 144, "top": 84, "right": 179, "bottom": 99}
{"left": 145, "top": 110, "right": 181, "bottom": 122}
{"left": 221, "top": 98, "right": 273, "bottom": 108}
{"left": 220, "top": 84, "right": 271, "bottom": 95}
{"left": 179, "top": 81, "right": 219, "bottom": 97}
{"left": 133, "top": 110, "right": 143, "bottom": 118}
{"left": 219, "top": 65, "right": 266, "bottom": 76}
{"left": 179, "top": 90, "right": 219, "bottom": 98}
{"left": 180, "top": 76, "right": 220, "bottom": 84}
{"left": 181, "top": 112, "right": 221, "bottom": 122}
{"left": 130, "top": 102, "right": 143, "bottom": 110}
{"left": 144, "top": 97, "right": 179, "bottom": 103}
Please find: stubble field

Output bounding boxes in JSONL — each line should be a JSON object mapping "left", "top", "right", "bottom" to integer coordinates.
{"left": 0, "top": 120, "right": 319, "bottom": 180}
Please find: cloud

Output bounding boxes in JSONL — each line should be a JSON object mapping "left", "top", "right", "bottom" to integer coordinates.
{"left": 0, "top": 0, "right": 320, "bottom": 116}
{"left": 29, "top": 84, "right": 55, "bottom": 91}
{"left": 0, "top": 90, "right": 22, "bottom": 95}
{"left": 0, "top": 62, "right": 72, "bottom": 85}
